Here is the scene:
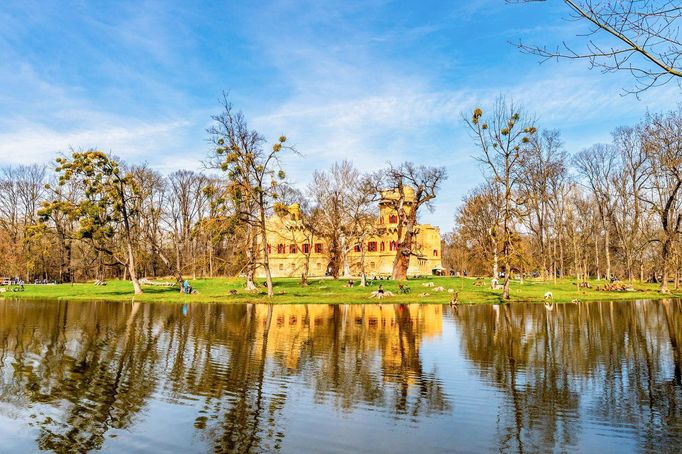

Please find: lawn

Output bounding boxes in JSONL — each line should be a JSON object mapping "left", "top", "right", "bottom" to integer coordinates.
{"left": 2, "top": 276, "right": 682, "bottom": 304}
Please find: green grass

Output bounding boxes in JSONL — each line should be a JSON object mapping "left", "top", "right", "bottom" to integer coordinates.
{"left": 2, "top": 276, "right": 682, "bottom": 304}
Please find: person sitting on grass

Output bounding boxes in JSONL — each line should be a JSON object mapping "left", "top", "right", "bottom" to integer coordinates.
{"left": 182, "top": 279, "right": 192, "bottom": 294}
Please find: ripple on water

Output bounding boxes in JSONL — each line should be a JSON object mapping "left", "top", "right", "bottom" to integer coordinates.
{"left": 1, "top": 300, "right": 682, "bottom": 453}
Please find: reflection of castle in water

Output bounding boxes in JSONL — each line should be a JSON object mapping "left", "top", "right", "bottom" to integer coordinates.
{"left": 5, "top": 300, "right": 682, "bottom": 452}
{"left": 0, "top": 301, "right": 449, "bottom": 453}
{"left": 252, "top": 304, "right": 443, "bottom": 383}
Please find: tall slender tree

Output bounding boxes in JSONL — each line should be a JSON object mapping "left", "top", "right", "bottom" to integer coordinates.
{"left": 208, "top": 94, "right": 294, "bottom": 297}
{"left": 465, "top": 97, "right": 536, "bottom": 299}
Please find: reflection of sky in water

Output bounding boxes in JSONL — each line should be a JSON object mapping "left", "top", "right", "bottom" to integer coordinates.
{"left": 0, "top": 301, "right": 680, "bottom": 453}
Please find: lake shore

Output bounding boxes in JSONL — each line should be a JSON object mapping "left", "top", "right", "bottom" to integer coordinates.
{"left": 2, "top": 276, "right": 681, "bottom": 304}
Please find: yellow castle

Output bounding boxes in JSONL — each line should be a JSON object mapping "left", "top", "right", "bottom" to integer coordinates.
{"left": 258, "top": 188, "right": 443, "bottom": 278}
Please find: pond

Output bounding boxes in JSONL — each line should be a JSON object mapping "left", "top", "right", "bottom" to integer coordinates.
{"left": 1, "top": 299, "right": 681, "bottom": 453}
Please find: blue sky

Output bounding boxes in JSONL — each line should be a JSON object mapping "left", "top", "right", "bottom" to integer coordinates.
{"left": 1, "top": 0, "right": 680, "bottom": 230}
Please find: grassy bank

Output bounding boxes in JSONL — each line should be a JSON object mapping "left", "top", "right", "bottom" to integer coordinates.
{"left": 2, "top": 276, "right": 682, "bottom": 304}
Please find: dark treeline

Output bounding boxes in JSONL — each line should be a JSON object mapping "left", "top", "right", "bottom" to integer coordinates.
{"left": 445, "top": 101, "right": 682, "bottom": 293}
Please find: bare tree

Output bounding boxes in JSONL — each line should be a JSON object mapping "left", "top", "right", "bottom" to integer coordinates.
{"left": 612, "top": 125, "right": 650, "bottom": 282}
{"left": 377, "top": 162, "right": 446, "bottom": 281}
{"left": 519, "top": 129, "right": 567, "bottom": 280}
{"left": 455, "top": 183, "right": 503, "bottom": 277}
{"left": 308, "top": 161, "right": 375, "bottom": 279}
{"left": 167, "top": 170, "right": 209, "bottom": 279}
{"left": 511, "top": 0, "right": 682, "bottom": 93}
{"left": 465, "top": 97, "right": 536, "bottom": 299}
{"left": 207, "top": 93, "right": 293, "bottom": 297}
{"left": 573, "top": 143, "right": 619, "bottom": 280}
{"left": 640, "top": 107, "right": 682, "bottom": 292}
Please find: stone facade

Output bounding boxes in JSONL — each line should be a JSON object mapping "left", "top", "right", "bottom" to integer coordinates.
{"left": 257, "top": 189, "right": 442, "bottom": 278}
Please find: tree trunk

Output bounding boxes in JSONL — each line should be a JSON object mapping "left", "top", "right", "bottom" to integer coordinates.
{"left": 245, "top": 227, "right": 258, "bottom": 291}
{"left": 301, "top": 248, "right": 311, "bottom": 285}
{"left": 492, "top": 241, "right": 499, "bottom": 279}
{"left": 552, "top": 236, "right": 557, "bottom": 285}
{"left": 359, "top": 246, "right": 367, "bottom": 286}
{"left": 559, "top": 228, "right": 564, "bottom": 278}
{"left": 208, "top": 239, "right": 214, "bottom": 278}
{"left": 594, "top": 234, "right": 601, "bottom": 281}
{"left": 392, "top": 247, "right": 411, "bottom": 280}
{"left": 502, "top": 260, "right": 511, "bottom": 300}
{"left": 572, "top": 231, "right": 580, "bottom": 281}
{"left": 661, "top": 237, "right": 672, "bottom": 293}
{"left": 540, "top": 226, "right": 546, "bottom": 281}
{"left": 604, "top": 226, "right": 611, "bottom": 281}
{"left": 175, "top": 235, "right": 182, "bottom": 279}
{"left": 126, "top": 241, "right": 143, "bottom": 295}
{"left": 340, "top": 235, "right": 351, "bottom": 277}
{"left": 259, "top": 203, "right": 274, "bottom": 298}
{"left": 640, "top": 262, "right": 644, "bottom": 283}
{"left": 392, "top": 214, "right": 417, "bottom": 281}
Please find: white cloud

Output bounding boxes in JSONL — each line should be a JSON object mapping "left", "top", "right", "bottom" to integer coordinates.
{"left": 0, "top": 119, "right": 192, "bottom": 165}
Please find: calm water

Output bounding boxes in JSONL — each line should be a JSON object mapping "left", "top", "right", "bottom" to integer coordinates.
{"left": 1, "top": 300, "right": 682, "bottom": 453}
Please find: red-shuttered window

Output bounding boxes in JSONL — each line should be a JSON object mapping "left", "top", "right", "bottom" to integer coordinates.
{"left": 368, "top": 241, "right": 377, "bottom": 252}
{"left": 267, "top": 244, "right": 272, "bottom": 254}
{"left": 380, "top": 242, "right": 385, "bottom": 252}
{"left": 290, "top": 244, "right": 297, "bottom": 254}
{"left": 277, "top": 244, "right": 285, "bottom": 254}
{"left": 433, "top": 249, "right": 439, "bottom": 257}
{"left": 354, "top": 244, "right": 361, "bottom": 252}
{"left": 390, "top": 241, "right": 397, "bottom": 251}
{"left": 389, "top": 215, "right": 398, "bottom": 223}
{"left": 314, "top": 243, "right": 323, "bottom": 253}
{"left": 302, "top": 244, "right": 310, "bottom": 254}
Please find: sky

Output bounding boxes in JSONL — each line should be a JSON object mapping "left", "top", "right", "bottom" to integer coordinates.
{"left": 1, "top": 0, "right": 680, "bottom": 231}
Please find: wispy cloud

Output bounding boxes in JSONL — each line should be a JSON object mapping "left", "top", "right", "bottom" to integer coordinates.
{"left": 0, "top": 120, "right": 191, "bottom": 164}
{"left": 1, "top": 0, "right": 678, "bottom": 233}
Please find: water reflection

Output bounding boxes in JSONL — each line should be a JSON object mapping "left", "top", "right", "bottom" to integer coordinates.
{"left": 0, "top": 302, "right": 448, "bottom": 453}
{"left": 453, "top": 301, "right": 682, "bottom": 453}
{"left": 1, "top": 300, "right": 682, "bottom": 453}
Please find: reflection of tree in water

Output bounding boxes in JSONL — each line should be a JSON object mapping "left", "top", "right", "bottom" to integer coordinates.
{"left": 193, "top": 303, "right": 451, "bottom": 452}
{"left": 0, "top": 301, "right": 160, "bottom": 452}
{"left": 298, "top": 304, "right": 450, "bottom": 418}
{"left": 0, "top": 301, "right": 450, "bottom": 453}
{"left": 453, "top": 301, "right": 682, "bottom": 453}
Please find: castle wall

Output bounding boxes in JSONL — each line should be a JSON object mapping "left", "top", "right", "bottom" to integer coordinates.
{"left": 256, "top": 196, "right": 443, "bottom": 278}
